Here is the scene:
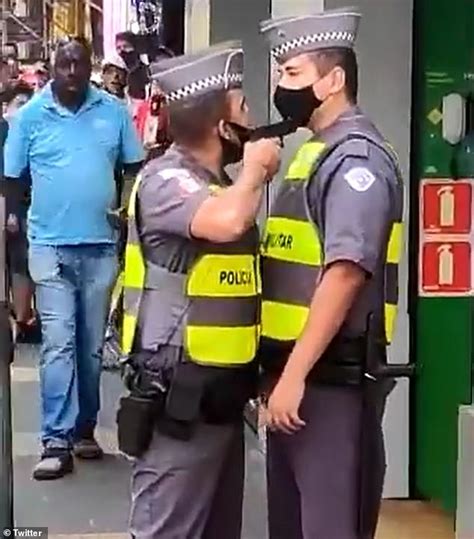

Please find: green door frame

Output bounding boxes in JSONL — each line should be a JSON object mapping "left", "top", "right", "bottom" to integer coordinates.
{"left": 409, "top": 0, "right": 474, "bottom": 513}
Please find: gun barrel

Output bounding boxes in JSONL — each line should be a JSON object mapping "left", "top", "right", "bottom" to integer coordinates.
{"left": 375, "top": 364, "right": 415, "bottom": 379}
{"left": 365, "top": 314, "right": 415, "bottom": 380}
{"left": 250, "top": 119, "right": 298, "bottom": 142}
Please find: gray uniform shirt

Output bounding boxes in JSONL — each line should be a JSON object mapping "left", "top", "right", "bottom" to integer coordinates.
{"left": 307, "top": 107, "right": 401, "bottom": 337}
{"left": 135, "top": 144, "right": 220, "bottom": 363}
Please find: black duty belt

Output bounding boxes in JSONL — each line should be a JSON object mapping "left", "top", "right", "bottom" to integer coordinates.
{"left": 127, "top": 358, "right": 258, "bottom": 436}
{"left": 260, "top": 336, "right": 367, "bottom": 387}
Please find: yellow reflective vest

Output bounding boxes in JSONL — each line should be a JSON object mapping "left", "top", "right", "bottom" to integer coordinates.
{"left": 122, "top": 175, "right": 261, "bottom": 368}
{"left": 261, "top": 125, "right": 403, "bottom": 348}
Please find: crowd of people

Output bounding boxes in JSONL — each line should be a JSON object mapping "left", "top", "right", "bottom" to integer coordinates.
{"left": 1, "top": 30, "right": 172, "bottom": 468}
{"left": 0, "top": 32, "right": 172, "bottom": 344}
{"left": 1, "top": 7, "right": 405, "bottom": 539}
{"left": 1, "top": 34, "right": 146, "bottom": 473}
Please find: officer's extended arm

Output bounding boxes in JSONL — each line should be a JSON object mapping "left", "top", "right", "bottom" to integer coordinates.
{"left": 190, "top": 138, "right": 280, "bottom": 243}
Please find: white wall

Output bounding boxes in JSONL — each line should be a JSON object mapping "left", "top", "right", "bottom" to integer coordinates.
{"left": 184, "top": 0, "right": 210, "bottom": 53}
{"left": 103, "top": 0, "right": 134, "bottom": 58}
{"left": 209, "top": 0, "right": 271, "bottom": 125}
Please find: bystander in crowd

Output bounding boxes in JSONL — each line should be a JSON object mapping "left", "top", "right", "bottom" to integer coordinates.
{"left": 19, "top": 62, "right": 50, "bottom": 93}
{"left": 1, "top": 81, "right": 39, "bottom": 343}
{"left": 4, "top": 36, "right": 144, "bottom": 480}
{"left": 135, "top": 46, "right": 174, "bottom": 159}
{"left": 115, "top": 31, "right": 149, "bottom": 100}
{"left": 101, "top": 54, "right": 129, "bottom": 102}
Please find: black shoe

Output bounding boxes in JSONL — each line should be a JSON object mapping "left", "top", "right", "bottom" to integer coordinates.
{"left": 33, "top": 447, "right": 74, "bottom": 481}
{"left": 73, "top": 426, "right": 104, "bottom": 460}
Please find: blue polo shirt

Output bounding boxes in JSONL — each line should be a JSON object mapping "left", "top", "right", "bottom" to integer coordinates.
{"left": 4, "top": 83, "right": 144, "bottom": 245}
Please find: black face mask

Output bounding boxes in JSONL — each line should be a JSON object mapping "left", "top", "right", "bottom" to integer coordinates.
{"left": 119, "top": 50, "right": 139, "bottom": 69}
{"left": 220, "top": 122, "right": 252, "bottom": 165}
{"left": 273, "top": 84, "right": 322, "bottom": 127}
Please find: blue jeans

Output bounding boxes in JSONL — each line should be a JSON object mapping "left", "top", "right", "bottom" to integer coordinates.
{"left": 29, "top": 244, "right": 118, "bottom": 449}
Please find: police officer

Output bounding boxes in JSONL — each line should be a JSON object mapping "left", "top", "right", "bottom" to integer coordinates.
{"left": 258, "top": 8, "right": 404, "bottom": 539}
{"left": 121, "top": 41, "right": 280, "bottom": 538}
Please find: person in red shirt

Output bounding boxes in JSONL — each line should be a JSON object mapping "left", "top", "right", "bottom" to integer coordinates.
{"left": 137, "top": 47, "right": 175, "bottom": 157}
{"left": 135, "top": 81, "right": 170, "bottom": 158}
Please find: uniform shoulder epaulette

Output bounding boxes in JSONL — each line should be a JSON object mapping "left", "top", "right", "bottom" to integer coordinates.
{"left": 339, "top": 137, "right": 370, "bottom": 159}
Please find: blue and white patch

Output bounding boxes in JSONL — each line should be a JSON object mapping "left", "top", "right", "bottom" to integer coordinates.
{"left": 344, "top": 167, "right": 376, "bottom": 192}
{"left": 159, "top": 168, "right": 202, "bottom": 194}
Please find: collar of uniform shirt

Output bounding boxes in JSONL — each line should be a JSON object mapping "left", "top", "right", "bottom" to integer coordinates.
{"left": 171, "top": 143, "right": 232, "bottom": 188}
{"left": 317, "top": 105, "right": 362, "bottom": 138}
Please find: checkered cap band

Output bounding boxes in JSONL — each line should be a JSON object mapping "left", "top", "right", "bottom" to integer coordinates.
{"left": 272, "top": 31, "right": 355, "bottom": 59}
{"left": 166, "top": 72, "right": 243, "bottom": 103}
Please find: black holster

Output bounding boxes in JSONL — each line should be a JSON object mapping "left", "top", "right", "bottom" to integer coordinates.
{"left": 116, "top": 391, "right": 165, "bottom": 458}
{"left": 157, "top": 362, "right": 206, "bottom": 441}
{"left": 158, "top": 361, "right": 258, "bottom": 441}
{"left": 200, "top": 363, "right": 258, "bottom": 424}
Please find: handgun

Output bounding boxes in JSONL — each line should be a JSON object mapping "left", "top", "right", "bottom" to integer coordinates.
{"left": 249, "top": 119, "right": 299, "bottom": 143}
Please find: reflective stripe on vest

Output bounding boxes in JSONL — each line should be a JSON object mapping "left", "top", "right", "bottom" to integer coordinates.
{"left": 122, "top": 176, "right": 145, "bottom": 356}
{"left": 122, "top": 176, "right": 260, "bottom": 367}
{"left": 261, "top": 137, "right": 403, "bottom": 346}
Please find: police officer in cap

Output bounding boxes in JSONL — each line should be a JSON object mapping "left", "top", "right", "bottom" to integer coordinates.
{"left": 258, "top": 7, "right": 404, "bottom": 539}
{"left": 121, "top": 41, "right": 280, "bottom": 538}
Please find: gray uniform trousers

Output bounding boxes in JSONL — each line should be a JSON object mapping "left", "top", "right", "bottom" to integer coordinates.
{"left": 267, "top": 384, "right": 387, "bottom": 539}
{"left": 129, "top": 421, "right": 244, "bottom": 539}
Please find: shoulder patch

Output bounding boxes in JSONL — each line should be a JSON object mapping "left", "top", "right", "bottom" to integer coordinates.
{"left": 344, "top": 167, "right": 376, "bottom": 192}
{"left": 158, "top": 168, "right": 202, "bottom": 194}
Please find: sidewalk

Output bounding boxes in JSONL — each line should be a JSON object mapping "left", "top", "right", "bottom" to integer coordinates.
{"left": 11, "top": 345, "right": 455, "bottom": 539}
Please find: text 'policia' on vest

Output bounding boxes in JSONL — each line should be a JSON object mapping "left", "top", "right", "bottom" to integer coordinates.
{"left": 260, "top": 114, "right": 403, "bottom": 381}
{"left": 122, "top": 178, "right": 261, "bottom": 367}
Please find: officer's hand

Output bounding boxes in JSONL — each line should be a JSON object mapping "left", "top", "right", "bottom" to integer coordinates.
{"left": 266, "top": 374, "right": 306, "bottom": 434}
{"left": 243, "top": 138, "right": 281, "bottom": 181}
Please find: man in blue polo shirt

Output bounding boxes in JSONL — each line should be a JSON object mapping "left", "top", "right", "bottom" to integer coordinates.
{"left": 4, "top": 37, "right": 144, "bottom": 480}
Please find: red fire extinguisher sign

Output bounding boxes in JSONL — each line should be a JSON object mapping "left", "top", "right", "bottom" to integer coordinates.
{"left": 419, "top": 179, "right": 474, "bottom": 296}
{"left": 421, "top": 181, "right": 472, "bottom": 234}
{"left": 421, "top": 242, "right": 471, "bottom": 293}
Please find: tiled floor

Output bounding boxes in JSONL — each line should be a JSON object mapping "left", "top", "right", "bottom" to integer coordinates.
{"left": 47, "top": 502, "right": 456, "bottom": 539}
{"left": 377, "top": 501, "right": 455, "bottom": 539}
